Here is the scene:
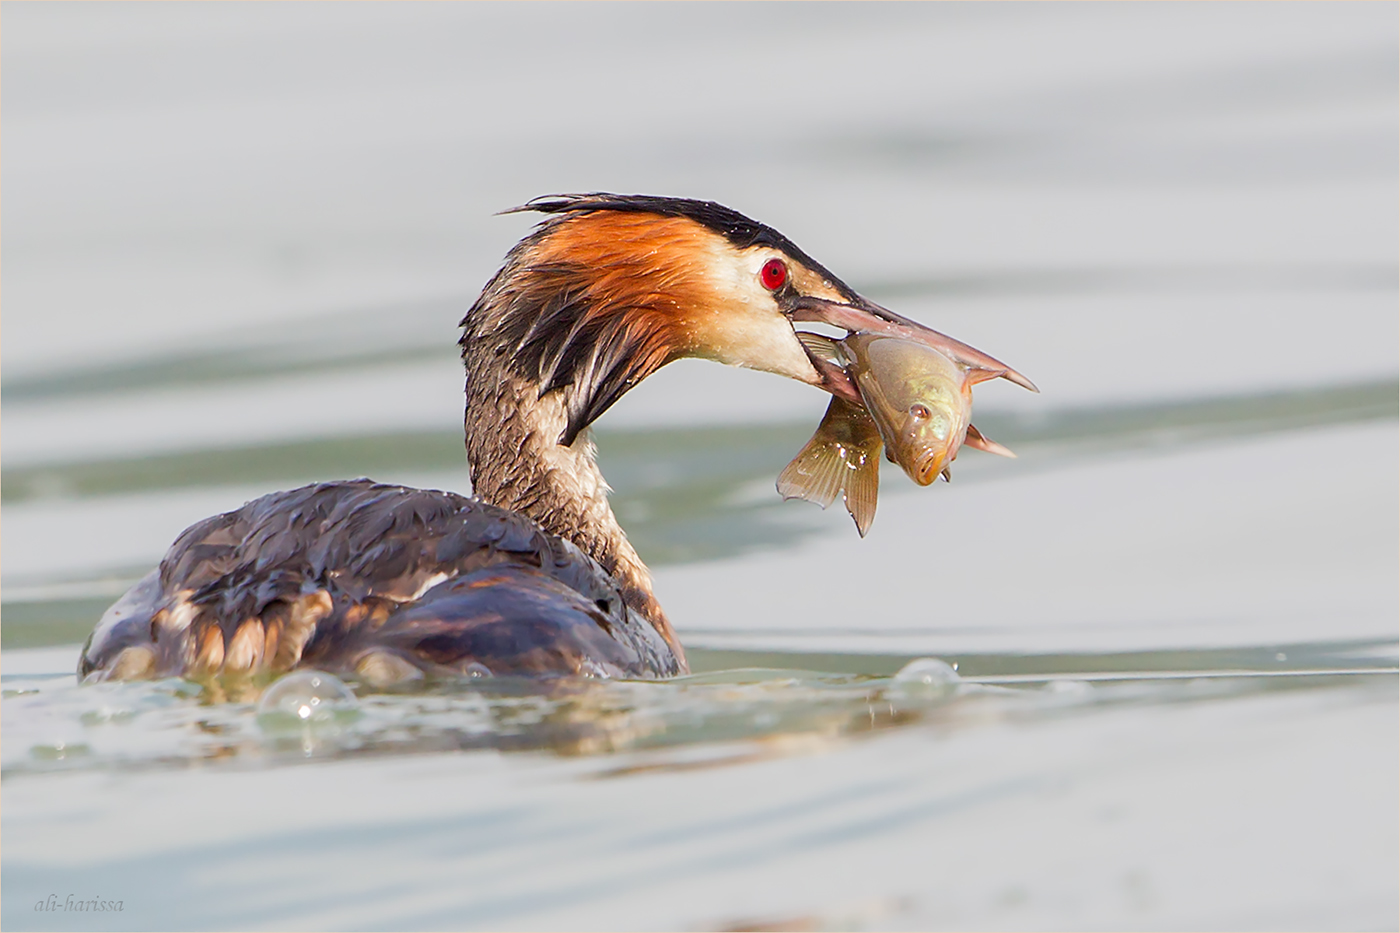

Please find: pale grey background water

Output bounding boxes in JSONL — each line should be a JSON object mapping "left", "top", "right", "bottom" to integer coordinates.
{"left": 3, "top": 3, "right": 1397, "bottom": 930}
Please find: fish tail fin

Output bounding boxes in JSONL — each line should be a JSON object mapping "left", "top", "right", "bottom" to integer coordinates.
{"left": 778, "top": 397, "right": 884, "bottom": 537}
{"left": 842, "top": 446, "right": 880, "bottom": 537}
{"left": 777, "top": 434, "right": 847, "bottom": 509}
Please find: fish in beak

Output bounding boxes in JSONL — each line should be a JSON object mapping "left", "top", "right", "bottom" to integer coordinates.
{"left": 779, "top": 320, "right": 1025, "bottom": 536}
{"left": 487, "top": 195, "right": 1034, "bottom": 507}
{"left": 787, "top": 294, "right": 1039, "bottom": 395}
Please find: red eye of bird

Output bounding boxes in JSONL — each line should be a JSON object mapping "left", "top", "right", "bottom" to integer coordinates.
{"left": 760, "top": 258, "right": 788, "bottom": 291}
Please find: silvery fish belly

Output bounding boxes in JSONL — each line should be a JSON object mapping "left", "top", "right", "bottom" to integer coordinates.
{"left": 842, "top": 334, "right": 972, "bottom": 486}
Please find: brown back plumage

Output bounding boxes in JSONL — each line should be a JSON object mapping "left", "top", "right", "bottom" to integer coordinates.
{"left": 80, "top": 480, "right": 681, "bottom": 684}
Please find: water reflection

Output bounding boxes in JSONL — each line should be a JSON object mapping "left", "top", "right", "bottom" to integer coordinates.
{"left": 5, "top": 640, "right": 1393, "bottom": 778}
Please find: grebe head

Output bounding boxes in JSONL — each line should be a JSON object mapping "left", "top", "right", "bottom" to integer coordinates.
{"left": 463, "top": 193, "right": 1034, "bottom": 447}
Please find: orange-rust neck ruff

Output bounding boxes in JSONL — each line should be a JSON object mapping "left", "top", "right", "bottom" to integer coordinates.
{"left": 463, "top": 210, "right": 728, "bottom": 446}
{"left": 456, "top": 210, "right": 735, "bottom": 663}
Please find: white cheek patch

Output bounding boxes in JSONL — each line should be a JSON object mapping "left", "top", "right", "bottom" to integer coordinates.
{"left": 686, "top": 242, "right": 822, "bottom": 382}
{"left": 717, "top": 313, "right": 819, "bottom": 381}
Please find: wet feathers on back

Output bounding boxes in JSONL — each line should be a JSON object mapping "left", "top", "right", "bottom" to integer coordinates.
{"left": 79, "top": 481, "right": 681, "bottom": 683}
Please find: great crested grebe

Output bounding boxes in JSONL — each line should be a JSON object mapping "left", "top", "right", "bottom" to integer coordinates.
{"left": 79, "top": 194, "right": 1033, "bottom": 685}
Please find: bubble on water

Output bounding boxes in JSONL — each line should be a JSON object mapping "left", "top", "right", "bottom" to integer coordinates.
{"left": 30, "top": 742, "right": 92, "bottom": 761}
{"left": 894, "top": 658, "right": 959, "bottom": 685}
{"left": 256, "top": 670, "right": 360, "bottom": 736}
{"left": 889, "top": 658, "right": 960, "bottom": 700}
{"left": 80, "top": 706, "right": 137, "bottom": 727}
{"left": 464, "top": 662, "right": 493, "bottom": 679}
{"left": 1045, "top": 679, "right": 1092, "bottom": 696}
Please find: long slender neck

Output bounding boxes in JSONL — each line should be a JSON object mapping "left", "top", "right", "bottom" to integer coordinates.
{"left": 462, "top": 354, "right": 681, "bottom": 658}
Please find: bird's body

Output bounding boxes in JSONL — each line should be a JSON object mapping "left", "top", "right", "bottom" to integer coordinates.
{"left": 81, "top": 480, "right": 678, "bottom": 685}
{"left": 79, "top": 194, "right": 1033, "bottom": 686}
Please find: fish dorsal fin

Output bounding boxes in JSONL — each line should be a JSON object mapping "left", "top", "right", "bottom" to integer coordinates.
{"left": 777, "top": 397, "right": 882, "bottom": 537}
{"left": 796, "top": 331, "right": 844, "bottom": 365}
{"left": 964, "top": 423, "right": 1017, "bottom": 459}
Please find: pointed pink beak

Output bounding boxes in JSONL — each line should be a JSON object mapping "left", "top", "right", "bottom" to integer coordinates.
{"left": 790, "top": 295, "right": 1039, "bottom": 395}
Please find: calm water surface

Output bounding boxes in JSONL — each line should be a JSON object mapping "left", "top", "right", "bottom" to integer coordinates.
{"left": 4, "top": 4, "right": 1398, "bottom": 930}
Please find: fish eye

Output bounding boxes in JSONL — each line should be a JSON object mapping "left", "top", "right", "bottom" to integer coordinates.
{"left": 760, "top": 258, "right": 788, "bottom": 291}
{"left": 908, "top": 403, "right": 931, "bottom": 420}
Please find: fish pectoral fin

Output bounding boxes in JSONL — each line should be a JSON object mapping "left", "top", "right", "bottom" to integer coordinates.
{"left": 777, "top": 397, "right": 882, "bottom": 536}
{"left": 964, "top": 366, "right": 1039, "bottom": 393}
{"left": 964, "top": 423, "right": 1017, "bottom": 459}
